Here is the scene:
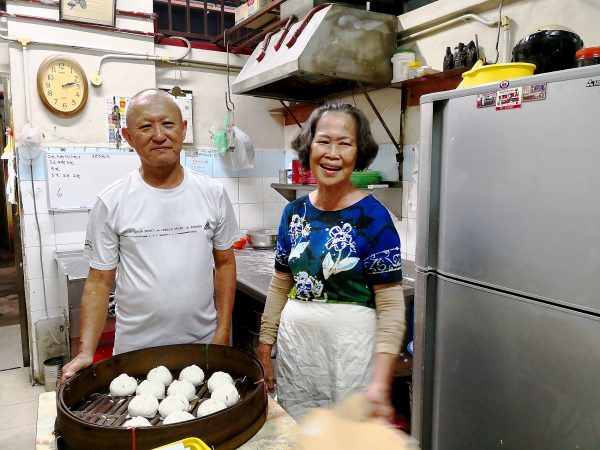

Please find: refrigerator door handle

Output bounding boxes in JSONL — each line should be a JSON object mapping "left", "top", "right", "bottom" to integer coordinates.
{"left": 416, "top": 101, "right": 434, "bottom": 271}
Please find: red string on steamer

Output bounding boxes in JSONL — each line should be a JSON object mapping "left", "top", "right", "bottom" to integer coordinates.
{"left": 131, "top": 426, "right": 136, "bottom": 450}
{"left": 255, "top": 378, "right": 267, "bottom": 404}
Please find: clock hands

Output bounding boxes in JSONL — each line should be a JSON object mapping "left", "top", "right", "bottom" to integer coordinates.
{"left": 62, "top": 81, "right": 78, "bottom": 88}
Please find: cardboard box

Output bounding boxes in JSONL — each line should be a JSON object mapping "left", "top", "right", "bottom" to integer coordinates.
{"left": 247, "top": 0, "right": 271, "bottom": 16}
{"left": 234, "top": 2, "right": 248, "bottom": 24}
{"left": 235, "top": 0, "right": 279, "bottom": 29}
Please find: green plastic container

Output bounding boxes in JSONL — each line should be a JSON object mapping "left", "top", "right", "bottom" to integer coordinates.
{"left": 350, "top": 170, "right": 382, "bottom": 188}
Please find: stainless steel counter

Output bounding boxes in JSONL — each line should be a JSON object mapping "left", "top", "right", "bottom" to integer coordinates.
{"left": 235, "top": 248, "right": 415, "bottom": 302}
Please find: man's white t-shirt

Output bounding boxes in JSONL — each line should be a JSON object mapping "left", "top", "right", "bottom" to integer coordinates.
{"left": 84, "top": 167, "right": 239, "bottom": 354}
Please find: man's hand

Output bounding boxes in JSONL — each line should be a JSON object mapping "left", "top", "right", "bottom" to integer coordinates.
{"left": 210, "top": 328, "right": 230, "bottom": 346}
{"left": 257, "top": 342, "right": 275, "bottom": 392}
{"left": 58, "top": 352, "right": 93, "bottom": 385}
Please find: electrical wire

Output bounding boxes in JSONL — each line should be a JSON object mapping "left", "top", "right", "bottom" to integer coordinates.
{"left": 494, "top": 0, "right": 504, "bottom": 64}
{"left": 29, "top": 160, "right": 61, "bottom": 345}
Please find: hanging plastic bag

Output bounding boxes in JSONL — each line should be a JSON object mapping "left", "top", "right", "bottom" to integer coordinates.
{"left": 219, "top": 126, "right": 255, "bottom": 171}
{"left": 210, "top": 115, "right": 231, "bottom": 156}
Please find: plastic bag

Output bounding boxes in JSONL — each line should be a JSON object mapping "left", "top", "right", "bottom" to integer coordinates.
{"left": 210, "top": 115, "right": 230, "bottom": 156}
{"left": 219, "top": 126, "right": 255, "bottom": 171}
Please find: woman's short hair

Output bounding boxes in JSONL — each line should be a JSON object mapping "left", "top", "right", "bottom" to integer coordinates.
{"left": 290, "top": 103, "right": 379, "bottom": 171}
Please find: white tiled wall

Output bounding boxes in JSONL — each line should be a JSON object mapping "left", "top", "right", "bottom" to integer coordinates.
{"left": 186, "top": 149, "right": 288, "bottom": 232}
{"left": 369, "top": 143, "right": 418, "bottom": 262}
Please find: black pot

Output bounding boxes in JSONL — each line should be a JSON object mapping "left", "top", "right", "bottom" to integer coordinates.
{"left": 512, "top": 28, "right": 584, "bottom": 74}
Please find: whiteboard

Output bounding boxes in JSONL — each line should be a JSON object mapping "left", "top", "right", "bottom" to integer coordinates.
{"left": 45, "top": 152, "right": 140, "bottom": 211}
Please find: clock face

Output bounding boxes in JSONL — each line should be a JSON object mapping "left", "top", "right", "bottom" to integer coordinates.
{"left": 37, "top": 55, "right": 88, "bottom": 117}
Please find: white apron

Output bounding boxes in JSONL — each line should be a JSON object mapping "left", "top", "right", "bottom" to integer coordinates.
{"left": 276, "top": 299, "right": 377, "bottom": 420}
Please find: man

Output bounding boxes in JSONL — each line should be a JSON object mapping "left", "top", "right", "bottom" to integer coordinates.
{"left": 60, "top": 89, "right": 239, "bottom": 382}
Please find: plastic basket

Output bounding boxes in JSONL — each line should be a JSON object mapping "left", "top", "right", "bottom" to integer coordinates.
{"left": 350, "top": 170, "right": 382, "bottom": 188}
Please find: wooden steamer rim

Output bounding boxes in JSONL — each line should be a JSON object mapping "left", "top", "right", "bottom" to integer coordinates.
{"left": 56, "top": 344, "right": 267, "bottom": 450}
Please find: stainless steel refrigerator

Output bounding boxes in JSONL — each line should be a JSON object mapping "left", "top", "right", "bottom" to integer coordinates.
{"left": 413, "top": 64, "right": 600, "bottom": 450}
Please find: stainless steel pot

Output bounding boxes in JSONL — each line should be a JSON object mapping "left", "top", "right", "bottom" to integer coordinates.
{"left": 246, "top": 229, "right": 277, "bottom": 249}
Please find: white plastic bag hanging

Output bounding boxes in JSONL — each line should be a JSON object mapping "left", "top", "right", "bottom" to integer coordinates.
{"left": 219, "top": 126, "right": 255, "bottom": 170}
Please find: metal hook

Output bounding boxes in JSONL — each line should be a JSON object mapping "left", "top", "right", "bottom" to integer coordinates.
{"left": 225, "top": 35, "right": 235, "bottom": 114}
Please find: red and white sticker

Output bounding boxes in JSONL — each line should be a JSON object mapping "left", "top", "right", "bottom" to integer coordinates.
{"left": 496, "top": 87, "right": 522, "bottom": 110}
{"left": 522, "top": 83, "right": 547, "bottom": 102}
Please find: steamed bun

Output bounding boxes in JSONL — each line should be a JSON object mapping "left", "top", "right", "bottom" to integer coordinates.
{"left": 122, "top": 416, "right": 152, "bottom": 428}
{"left": 128, "top": 393, "right": 159, "bottom": 418}
{"left": 197, "top": 398, "right": 227, "bottom": 417}
{"left": 179, "top": 364, "right": 205, "bottom": 386}
{"left": 109, "top": 373, "right": 138, "bottom": 397}
{"left": 207, "top": 371, "right": 234, "bottom": 393}
{"left": 147, "top": 365, "right": 173, "bottom": 386}
{"left": 211, "top": 383, "right": 239, "bottom": 407}
{"left": 162, "top": 410, "right": 195, "bottom": 425}
{"left": 136, "top": 379, "right": 166, "bottom": 399}
{"left": 167, "top": 379, "right": 196, "bottom": 401}
{"left": 158, "top": 394, "right": 190, "bottom": 419}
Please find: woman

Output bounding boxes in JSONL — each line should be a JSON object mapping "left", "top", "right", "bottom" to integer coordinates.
{"left": 257, "top": 103, "right": 406, "bottom": 421}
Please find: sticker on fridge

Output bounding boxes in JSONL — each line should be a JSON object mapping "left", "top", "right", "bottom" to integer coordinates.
{"left": 522, "top": 83, "right": 547, "bottom": 102}
{"left": 476, "top": 91, "right": 496, "bottom": 108}
{"left": 496, "top": 87, "right": 522, "bottom": 110}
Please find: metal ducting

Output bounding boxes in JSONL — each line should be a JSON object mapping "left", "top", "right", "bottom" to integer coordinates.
{"left": 231, "top": 4, "right": 398, "bottom": 102}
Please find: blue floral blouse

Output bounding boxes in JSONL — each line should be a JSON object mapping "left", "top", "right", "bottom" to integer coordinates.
{"left": 274, "top": 195, "right": 402, "bottom": 309}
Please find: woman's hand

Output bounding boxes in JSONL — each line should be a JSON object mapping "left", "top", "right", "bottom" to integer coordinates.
{"left": 257, "top": 342, "right": 275, "bottom": 392}
{"left": 365, "top": 381, "right": 395, "bottom": 422}
{"left": 58, "top": 352, "right": 94, "bottom": 386}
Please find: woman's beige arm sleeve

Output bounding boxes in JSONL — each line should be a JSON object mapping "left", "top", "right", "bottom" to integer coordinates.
{"left": 259, "top": 271, "right": 294, "bottom": 346}
{"left": 374, "top": 283, "right": 407, "bottom": 355}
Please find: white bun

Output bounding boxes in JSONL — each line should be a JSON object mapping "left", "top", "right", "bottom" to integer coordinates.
{"left": 207, "top": 371, "right": 234, "bottom": 393}
{"left": 109, "top": 373, "right": 138, "bottom": 397}
{"left": 147, "top": 365, "right": 173, "bottom": 386}
{"left": 122, "top": 416, "right": 152, "bottom": 428}
{"left": 179, "top": 364, "right": 205, "bottom": 386}
{"left": 211, "top": 383, "right": 239, "bottom": 407}
{"left": 158, "top": 394, "right": 190, "bottom": 419}
{"left": 167, "top": 379, "right": 196, "bottom": 401}
{"left": 128, "top": 393, "right": 159, "bottom": 418}
{"left": 197, "top": 398, "right": 227, "bottom": 417}
{"left": 162, "top": 410, "right": 195, "bottom": 425}
{"left": 136, "top": 379, "right": 166, "bottom": 399}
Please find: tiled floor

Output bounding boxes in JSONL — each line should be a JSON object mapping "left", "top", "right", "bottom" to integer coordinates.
{"left": 0, "top": 347, "right": 44, "bottom": 449}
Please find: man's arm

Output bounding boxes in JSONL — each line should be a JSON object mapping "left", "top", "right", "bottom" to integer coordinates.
{"left": 59, "top": 267, "right": 116, "bottom": 384}
{"left": 211, "top": 247, "right": 236, "bottom": 345}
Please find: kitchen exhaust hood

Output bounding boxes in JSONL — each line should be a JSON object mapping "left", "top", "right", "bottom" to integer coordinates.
{"left": 231, "top": 4, "right": 397, "bottom": 103}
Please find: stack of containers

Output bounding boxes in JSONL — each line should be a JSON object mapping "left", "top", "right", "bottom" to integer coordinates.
{"left": 391, "top": 48, "right": 416, "bottom": 83}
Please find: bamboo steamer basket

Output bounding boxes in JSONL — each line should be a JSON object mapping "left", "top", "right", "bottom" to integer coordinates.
{"left": 56, "top": 344, "right": 267, "bottom": 450}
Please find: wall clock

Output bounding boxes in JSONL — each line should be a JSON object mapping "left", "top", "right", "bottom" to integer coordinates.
{"left": 37, "top": 55, "right": 88, "bottom": 117}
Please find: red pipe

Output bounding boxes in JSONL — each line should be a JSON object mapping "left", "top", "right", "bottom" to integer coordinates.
{"left": 256, "top": 32, "right": 275, "bottom": 62}
{"left": 285, "top": 3, "right": 331, "bottom": 49}
{"left": 158, "top": 36, "right": 253, "bottom": 55}
{"left": 273, "top": 16, "right": 297, "bottom": 51}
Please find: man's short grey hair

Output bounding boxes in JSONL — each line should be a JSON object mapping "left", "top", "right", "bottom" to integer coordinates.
{"left": 125, "top": 89, "right": 183, "bottom": 127}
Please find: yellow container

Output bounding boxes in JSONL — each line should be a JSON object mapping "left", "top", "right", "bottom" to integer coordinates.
{"left": 153, "top": 437, "right": 211, "bottom": 450}
{"left": 457, "top": 59, "right": 536, "bottom": 88}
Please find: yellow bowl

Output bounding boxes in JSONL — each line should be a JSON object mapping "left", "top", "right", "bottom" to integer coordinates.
{"left": 457, "top": 61, "right": 536, "bottom": 88}
{"left": 153, "top": 437, "right": 211, "bottom": 450}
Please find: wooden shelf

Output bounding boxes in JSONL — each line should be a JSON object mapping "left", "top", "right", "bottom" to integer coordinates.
{"left": 395, "top": 353, "right": 413, "bottom": 378}
{"left": 390, "top": 67, "right": 469, "bottom": 106}
{"left": 270, "top": 103, "right": 317, "bottom": 125}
